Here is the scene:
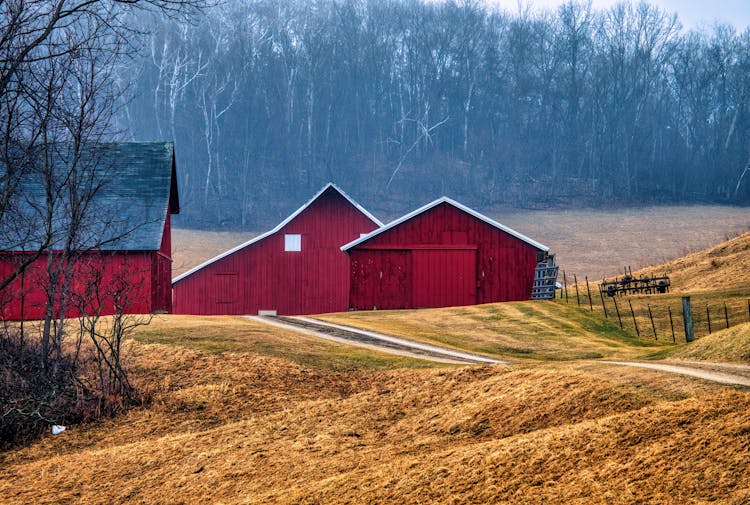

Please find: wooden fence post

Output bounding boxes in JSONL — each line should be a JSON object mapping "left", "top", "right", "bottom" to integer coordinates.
{"left": 574, "top": 274, "right": 580, "bottom": 307}
{"left": 599, "top": 288, "right": 608, "bottom": 319}
{"left": 648, "top": 304, "right": 657, "bottom": 340}
{"left": 564, "top": 271, "right": 568, "bottom": 303}
{"left": 612, "top": 296, "right": 623, "bottom": 329}
{"left": 706, "top": 305, "right": 712, "bottom": 334}
{"left": 585, "top": 276, "right": 593, "bottom": 311}
{"left": 682, "top": 296, "right": 694, "bottom": 343}
{"left": 724, "top": 302, "right": 730, "bottom": 329}
{"left": 628, "top": 300, "right": 640, "bottom": 337}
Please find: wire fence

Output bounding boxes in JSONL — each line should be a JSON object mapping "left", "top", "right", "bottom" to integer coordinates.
{"left": 559, "top": 271, "right": 750, "bottom": 343}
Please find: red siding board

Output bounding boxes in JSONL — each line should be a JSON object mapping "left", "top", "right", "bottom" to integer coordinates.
{"left": 0, "top": 251, "right": 157, "bottom": 320}
{"left": 348, "top": 202, "right": 542, "bottom": 310}
{"left": 1, "top": 202, "right": 175, "bottom": 321}
{"left": 172, "top": 187, "right": 380, "bottom": 315}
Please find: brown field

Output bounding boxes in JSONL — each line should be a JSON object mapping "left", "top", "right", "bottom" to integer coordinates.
{"left": 173, "top": 204, "right": 749, "bottom": 280}
{"left": 489, "top": 204, "right": 750, "bottom": 280}
{"left": 3, "top": 210, "right": 750, "bottom": 503}
{"left": 171, "top": 229, "right": 258, "bottom": 277}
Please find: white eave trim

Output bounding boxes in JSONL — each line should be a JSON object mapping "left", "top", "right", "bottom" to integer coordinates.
{"left": 341, "top": 196, "right": 549, "bottom": 252}
{"left": 172, "top": 183, "right": 382, "bottom": 284}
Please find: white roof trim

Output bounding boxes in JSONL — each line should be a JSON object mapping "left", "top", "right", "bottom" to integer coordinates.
{"left": 173, "top": 183, "right": 383, "bottom": 284}
{"left": 341, "top": 196, "right": 549, "bottom": 252}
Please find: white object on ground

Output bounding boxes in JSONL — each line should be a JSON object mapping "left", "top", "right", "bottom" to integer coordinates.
{"left": 51, "top": 425, "right": 66, "bottom": 435}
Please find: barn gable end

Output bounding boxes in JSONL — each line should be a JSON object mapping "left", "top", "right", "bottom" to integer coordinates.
{"left": 343, "top": 197, "right": 549, "bottom": 310}
{"left": 172, "top": 184, "right": 382, "bottom": 316}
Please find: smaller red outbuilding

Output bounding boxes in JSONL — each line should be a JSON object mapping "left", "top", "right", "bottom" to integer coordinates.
{"left": 0, "top": 143, "right": 179, "bottom": 320}
{"left": 172, "top": 184, "right": 382, "bottom": 316}
{"left": 342, "top": 197, "right": 550, "bottom": 310}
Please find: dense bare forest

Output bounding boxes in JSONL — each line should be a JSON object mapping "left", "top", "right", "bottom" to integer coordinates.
{"left": 119, "top": 0, "right": 750, "bottom": 228}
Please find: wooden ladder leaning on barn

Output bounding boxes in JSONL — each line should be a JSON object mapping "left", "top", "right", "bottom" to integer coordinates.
{"left": 531, "top": 255, "right": 559, "bottom": 300}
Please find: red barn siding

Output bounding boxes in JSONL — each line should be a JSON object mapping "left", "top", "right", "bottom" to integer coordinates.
{"left": 412, "top": 248, "right": 477, "bottom": 308}
{"left": 172, "top": 186, "right": 380, "bottom": 315}
{"left": 347, "top": 201, "right": 544, "bottom": 310}
{"left": 0, "top": 251, "right": 157, "bottom": 320}
{"left": 152, "top": 212, "right": 173, "bottom": 313}
{"left": 0, "top": 209, "right": 174, "bottom": 320}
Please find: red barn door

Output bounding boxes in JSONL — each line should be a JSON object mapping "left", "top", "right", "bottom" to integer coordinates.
{"left": 412, "top": 249, "right": 476, "bottom": 308}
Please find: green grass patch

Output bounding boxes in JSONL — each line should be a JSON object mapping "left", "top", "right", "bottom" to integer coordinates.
{"left": 132, "top": 316, "right": 441, "bottom": 371}
{"left": 317, "top": 300, "right": 675, "bottom": 362}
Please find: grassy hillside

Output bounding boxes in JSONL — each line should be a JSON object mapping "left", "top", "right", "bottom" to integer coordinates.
{"left": 562, "top": 232, "right": 750, "bottom": 348}
{"left": 316, "top": 301, "right": 671, "bottom": 361}
{"left": 633, "top": 231, "right": 750, "bottom": 292}
{"left": 667, "top": 322, "right": 750, "bottom": 363}
{"left": 1, "top": 338, "right": 747, "bottom": 504}
{"left": 134, "top": 315, "right": 436, "bottom": 370}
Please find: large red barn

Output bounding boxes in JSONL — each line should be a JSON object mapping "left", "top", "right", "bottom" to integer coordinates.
{"left": 342, "top": 197, "right": 550, "bottom": 310}
{"left": 0, "top": 143, "right": 179, "bottom": 320}
{"left": 172, "top": 184, "right": 382, "bottom": 315}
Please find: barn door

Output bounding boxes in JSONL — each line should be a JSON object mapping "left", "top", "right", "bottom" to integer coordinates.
{"left": 214, "top": 273, "right": 239, "bottom": 314}
{"left": 412, "top": 249, "right": 477, "bottom": 308}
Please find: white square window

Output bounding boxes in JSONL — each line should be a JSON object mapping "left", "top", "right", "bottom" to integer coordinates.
{"left": 284, "top": 234, "right": 301, "bottom": 252}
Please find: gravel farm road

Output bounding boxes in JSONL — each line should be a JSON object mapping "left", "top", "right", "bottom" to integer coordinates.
{"left": 247, "top": 315, "right": 505, "bottom": 365}
{"left": 249, "top": 316, "right": 750, "bottom": 386}
{"left": 600, "top": 361, "right": 750, "bottom": 387}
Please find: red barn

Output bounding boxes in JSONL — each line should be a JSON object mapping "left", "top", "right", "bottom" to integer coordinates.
{"left": 172, "top": 184, "right": 382, "bottom": 315}
{"left": 342, "top": 197, "right": 550, "bottom": 310}
{"left": 0, "top": 143, "right": 179, "bottom": 320}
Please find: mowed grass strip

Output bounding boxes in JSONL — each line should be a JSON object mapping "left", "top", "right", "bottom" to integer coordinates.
{"left": 134, "top": 315, "right": 438, "bottom": 370}
{"left": 316, "top": 301, "right": 672, "bottom": 362}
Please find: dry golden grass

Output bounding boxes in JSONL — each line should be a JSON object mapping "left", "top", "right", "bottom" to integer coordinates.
{"left": 134, "top": 315, "right": 436, "bottom": 370}
{"left": 1, "top": 343, "right": 747, "bottom": 504}
{"left": 635, "top": 231, "right": 750, "bottom": 292}
{"left": 668, "top": 323, "right": 750, "bottom": 363}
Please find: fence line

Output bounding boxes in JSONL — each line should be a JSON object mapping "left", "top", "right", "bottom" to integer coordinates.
{"left": 559, "top": 274, "right": 750, "bottom": 343}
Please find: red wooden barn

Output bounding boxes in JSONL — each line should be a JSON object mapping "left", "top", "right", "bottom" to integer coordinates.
{"left": 172, "top": 184, "right": 382, "bottom": 315}
{"left": 0, "top": 143, "right": 179, "bottom": 320}
{"left": 342, "top": 197, "right": 550, "bottom": 310}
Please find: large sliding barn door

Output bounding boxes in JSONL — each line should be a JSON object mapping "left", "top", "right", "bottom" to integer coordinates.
{"left": 411, "top": 249, "right": 477, "bottom": 308}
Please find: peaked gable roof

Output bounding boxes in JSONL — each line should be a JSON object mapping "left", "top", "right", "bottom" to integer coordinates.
{"left": 1, "top": 142, "right": 178, "bottom": 252}
{"left": 341, "top": 197, "right": 549, "bottom": 252}
{"left": 173, "top": 183, "right": 383, "bottom": 284}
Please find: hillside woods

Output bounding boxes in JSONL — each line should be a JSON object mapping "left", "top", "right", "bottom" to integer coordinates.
{"left": 124, "top": 0, "right": 750, "bottom": 229}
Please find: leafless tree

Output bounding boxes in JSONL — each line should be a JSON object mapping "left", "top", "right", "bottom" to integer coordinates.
{"left": 1, "top": 0, "right": 204, "bottom": 445}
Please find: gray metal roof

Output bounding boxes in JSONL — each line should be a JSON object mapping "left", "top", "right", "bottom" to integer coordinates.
{"left": 1, "top": 142, "right": 178, "bottom": 252}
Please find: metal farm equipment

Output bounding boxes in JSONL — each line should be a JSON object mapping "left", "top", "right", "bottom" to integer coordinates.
{"left": 600, "top": 267, "right": 670, "bottom": 297}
